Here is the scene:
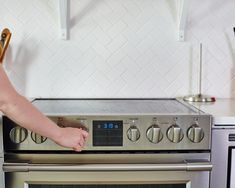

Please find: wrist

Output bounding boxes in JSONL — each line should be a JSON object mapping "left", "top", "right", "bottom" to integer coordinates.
{"left": 50, "top": 126, "right": 63, "bottom": 144}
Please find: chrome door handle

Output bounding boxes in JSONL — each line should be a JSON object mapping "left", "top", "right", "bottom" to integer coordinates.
{"left": 3, "top": 162, "right": 212, "bottom": 172}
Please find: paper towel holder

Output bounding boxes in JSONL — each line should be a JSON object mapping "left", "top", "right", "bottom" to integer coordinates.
{"left": 183, "top": 43, "right": 216, "bottom": 102}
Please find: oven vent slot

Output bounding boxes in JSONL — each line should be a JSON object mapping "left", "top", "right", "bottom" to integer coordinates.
{"left": 229, "top": 134, "right": 235, "bottom": 141}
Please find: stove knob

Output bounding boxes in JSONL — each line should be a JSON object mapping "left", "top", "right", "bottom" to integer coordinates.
{"left": 167, "top": 125, "right": 184, "bottom": 143}
{"left": 127, "top": 126, "right": 140, "bottom": 142}
{"left": 146, "top": 125, "right": 163, "bottom": 143}
{"left": 31, "top": 132, "right": 47, "bottom": 144}
{"left": 9, "top": 127, "right": 28, "bottom": 144}
{"left": 187, "top": 125, "right": 204, "bottom": 143}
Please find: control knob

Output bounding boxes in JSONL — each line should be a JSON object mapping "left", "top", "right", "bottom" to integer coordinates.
{"left": 31, "top": 132, "right": 47, "bottom": 144}
{"left": 127, "top": 126, "right": 140, "bottom": 142}
{"left": 9, "top": 126, "right": 28, "bottom": 144}
{"left": 146, "top": 124, "right": 163, "bottom": 143}
{"left": 167, "top": 124, "right": 184, "bottom": 143}
{"left": 187, "top": 124, "right": 204, "bottom": 143}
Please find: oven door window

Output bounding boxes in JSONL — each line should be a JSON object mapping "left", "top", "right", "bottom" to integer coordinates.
{"left": 29, "top": 185, "right": 185, "bottom": 188}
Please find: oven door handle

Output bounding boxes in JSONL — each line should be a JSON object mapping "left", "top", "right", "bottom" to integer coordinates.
{"left": 3, "top": 162, "right": 212, "bottom": 172}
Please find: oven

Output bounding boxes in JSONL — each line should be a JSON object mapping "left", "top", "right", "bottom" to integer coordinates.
{"left": 210, "top": 124, "right": 235, "bottom": 188}
{"left": 3, "top": 153, "right": 211, "bottom": 188}
{"left": 2, "top": 99, "right": 212, "bottom": 188}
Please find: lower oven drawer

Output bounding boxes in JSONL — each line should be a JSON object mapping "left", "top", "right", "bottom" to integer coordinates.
{"left": 3, "top": 162, "right": 212, "bottom": 188}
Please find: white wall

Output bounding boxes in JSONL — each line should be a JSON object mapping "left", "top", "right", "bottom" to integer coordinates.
{"left": 0, "top": 0, "right": 235, "bottom": 98}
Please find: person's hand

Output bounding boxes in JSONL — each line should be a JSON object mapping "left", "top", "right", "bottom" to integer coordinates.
{"left": 54, "top": 127, "right": 89, "bottom": 152}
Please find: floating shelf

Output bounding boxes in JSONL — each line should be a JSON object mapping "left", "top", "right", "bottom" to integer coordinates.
{"left": 58, "top": 0, "right": 189, "bottom": 41}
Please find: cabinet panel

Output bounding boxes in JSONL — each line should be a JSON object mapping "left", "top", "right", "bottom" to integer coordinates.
{"left": 230, "top": 149, "right": 235, "bottom": 188}
{"left": 0, "top": 116, "right": 3, "bottom": 157}
{"left": 0, "top": 158, "right": 4, "bottom": 188}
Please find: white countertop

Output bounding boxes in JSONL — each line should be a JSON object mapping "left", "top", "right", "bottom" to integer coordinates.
{"left": 188, "top": 99, "right": 235, "bottom": 125}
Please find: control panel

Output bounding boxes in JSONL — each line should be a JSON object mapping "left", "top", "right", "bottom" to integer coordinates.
{"left": 3, "top": 115, "right": 211, "bottom": 151}
{"left": 93, "top": 121, "right": 123, "bottom": 146}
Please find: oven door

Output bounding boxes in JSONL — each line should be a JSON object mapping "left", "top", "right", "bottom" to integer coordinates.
{"left": 3, "top": 161, "right": 212, "bottom": 188}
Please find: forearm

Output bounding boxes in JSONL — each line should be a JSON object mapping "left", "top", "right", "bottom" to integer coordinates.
{"left": 1, "top": 94, "right": 89, "bottom": 151}
{"left": 0, "top": 65, "right": 61, "bottom": 142}
{"left": 0, "top": 65, "right": 88, "bottom": 151}
{"left": 1, "top": 93, "right": 61, "bottom": 142}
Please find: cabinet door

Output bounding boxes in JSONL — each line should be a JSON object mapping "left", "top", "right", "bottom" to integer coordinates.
{"left": 0, "top": 117, "right": 4, "bottom": 188}
{"left": 0, "top": 158, "right": 4, "bottom": 188}
{"left": 230, "top": 149, "right": 235, "bottom": 188}
{"left": 0, "top": 116, "right": 3, "bottom": 157}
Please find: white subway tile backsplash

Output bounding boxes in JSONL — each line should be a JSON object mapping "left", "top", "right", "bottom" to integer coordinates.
{"left": 1, "top": 0, "right": 235, "bottom": 98}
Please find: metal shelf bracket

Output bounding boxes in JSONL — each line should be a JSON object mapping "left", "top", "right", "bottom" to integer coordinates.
{"left": 57, "top": 0, "right": 188, "bottom": 41}
{"left": 59, "top": 0, "right": 68, "bottom": 40}
{"left": 177, "top": 0, "right": 189, "bottom": 41}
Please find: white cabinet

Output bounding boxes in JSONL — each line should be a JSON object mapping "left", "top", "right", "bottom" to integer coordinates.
{"left": 0, "top": 158, "right": 4, "bottom": 188}
{"left": 0, "top": 116, "right": 4, "bottom": 188}
{"left": 0, "top": 116, "right": 3, "bottom": 157}
{"left": 230, "top": 149, "right": 235, "bottom": 188}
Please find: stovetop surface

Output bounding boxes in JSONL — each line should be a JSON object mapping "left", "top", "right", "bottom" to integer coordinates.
{"left": 3, "top": 98, "right": 211, "bottom": 151}
{"left": 32, "top": 98, "right": 201, "bottom": 115}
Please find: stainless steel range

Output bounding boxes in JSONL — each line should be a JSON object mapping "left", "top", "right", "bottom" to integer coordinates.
{"left": 2, "top": 99, "right": 212, "bottom": 188}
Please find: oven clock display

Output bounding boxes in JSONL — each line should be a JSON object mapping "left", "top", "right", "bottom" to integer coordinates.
{"left": 93, "top": 121, "right": 123, "bottom": 146}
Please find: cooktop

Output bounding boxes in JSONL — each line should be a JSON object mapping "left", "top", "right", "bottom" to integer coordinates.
{"left": 3, "top": 98, "right": 211, "bottom": 151}
{"left": 31, "top": 98, "right": 202, "bottom": 115}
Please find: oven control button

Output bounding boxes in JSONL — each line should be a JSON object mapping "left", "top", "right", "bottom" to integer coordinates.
{"left": 187, "top": 125, "right": 204, "bottom": 143}
{"left": 127, "top": 126, "right": 140, "bottom": 142}
{"left": 167, "top": 125, "right": 184, "bottom": 143}
{"left": 9, "top": 126, "right": 28, "bottom": 144}
{"left": 146, "top": 125, "right": 163, "bottom": 143}
{"left": 31, "top": 132, "right": 47, "bottom": 144}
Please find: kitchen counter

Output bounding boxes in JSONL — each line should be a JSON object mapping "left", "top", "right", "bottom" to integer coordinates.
{"left": 188, "top": 98, "right": 235, "bottom": 125}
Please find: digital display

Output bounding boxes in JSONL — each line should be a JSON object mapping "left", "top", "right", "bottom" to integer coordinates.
{"left": 93, "top": 121, "right": 123, "bottom": 146}
{"left": 97, "top": 122, "right": 119, "bottom": 129}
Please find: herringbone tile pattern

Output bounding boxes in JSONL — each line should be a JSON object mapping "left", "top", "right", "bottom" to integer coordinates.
{"left": 0, "top": 0, "right": 235, "bottom": 98}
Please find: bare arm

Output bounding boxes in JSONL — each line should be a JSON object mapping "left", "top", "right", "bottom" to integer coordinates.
{"left": 0, "top": 65, "right": 88, "bottom": 151}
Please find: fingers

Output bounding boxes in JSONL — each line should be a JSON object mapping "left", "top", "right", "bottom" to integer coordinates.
{"left": 78, "top": 136, "right": 85, "bottom": 147}
{"left": 81, "top": 129, "right": 89, "bottom": 140}
{"left": 58, "top": 127, "right": 89, "bottom": 152}
{"left": 73, "top": 144, "right": 82, "bottom": 152}
{"left": 72, "top": 140, "right": 83, "bottom": 152}
{"left": 74, "top": 138, "right": 86, "bottom": 152}
{"left": 72, "top": 129, "right": 88, "bottom": 152}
